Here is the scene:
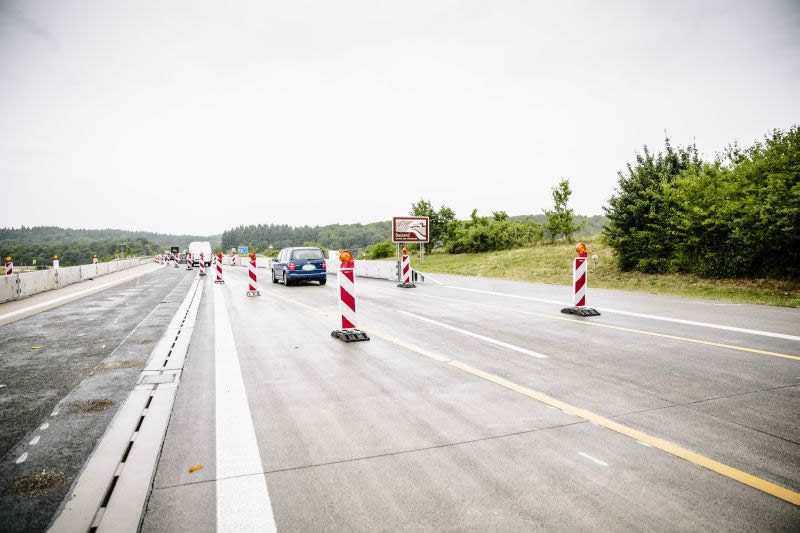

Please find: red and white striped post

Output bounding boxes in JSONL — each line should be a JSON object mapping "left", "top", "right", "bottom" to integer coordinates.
{"left": 215, "top": 252, "right": 224, "bottom": 284}
{"left": 186, "top": 252, "right": 193, "bottom": 270}
{"left": 331, "top": 250, "right": 369, "bottom": 342}
{"left": 247, "top": 251, "right": 260, "bottom": 296}
{"left": 199, "top": 252, "right": 206, "bottom": 276}
{"left": 561, "top": 243, "right": 600, "bottom": 317}
{"left": 232, "top": 251, "right": 238, "bottom": 266}
{"left": 53, "top": 255, "right": 60, "bottom": 269}
{"left": 4, "top": 256, "right": 12, "bottom": 276}
{"left": 92, "top": 255, "right": 98, "bottom": 265}
{"left": 397, "top": 246, "right": 416, "bottom": 288}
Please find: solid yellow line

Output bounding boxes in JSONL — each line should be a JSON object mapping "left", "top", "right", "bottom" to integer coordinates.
{"left": 261, "top": 286, "right": 800, "bottom": 506}
{"left": 375, "top": 288, "right": 800, "bottom": 362}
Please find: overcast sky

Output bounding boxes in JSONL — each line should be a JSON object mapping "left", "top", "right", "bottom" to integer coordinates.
{"left": 2, "top": 0, "right": 798, "bottom": 236}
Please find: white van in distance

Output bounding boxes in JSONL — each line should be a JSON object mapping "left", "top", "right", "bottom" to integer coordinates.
{"left": 188, "top": 241, "right": 212, "bottom": 267}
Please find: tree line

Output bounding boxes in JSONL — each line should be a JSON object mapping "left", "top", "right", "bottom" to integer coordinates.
{"left": 220, "top": 222, "right": 391, "bottom": 253}
{"left": 604, "top": 125, "right": 799, "bottom": 278}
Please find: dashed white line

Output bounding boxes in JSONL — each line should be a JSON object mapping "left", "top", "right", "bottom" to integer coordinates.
{"left": 397, "top": 310, "right": 548, "bottom": 359}
{"left": 40, "top": 422, "right": 49, "bottom": 430}
{"left": 16, "top": 452, "right": 28, "bottom": 464}
{"left": 636, "top": 440, "right": 652, "bottom": 448}
{"left": 578, "top": 451, "right": 608, "bottom": 467}
{"left": 29, "top": 435, "right": 40, "bottom": 445}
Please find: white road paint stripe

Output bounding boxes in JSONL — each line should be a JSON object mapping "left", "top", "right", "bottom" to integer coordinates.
{"left": 441, "top": 285, "right": 800, "bottom": 342}
{"left": 29, "top": 435, "right": 40, "bottom": 445}
{"left": 637, "top": 440, "right": 652, "bottom": 448}
{"left": 214, "top": 285, "right": 277, "bottom": 533}
{"left": 398, "top": 310, "right": 548, "bottom": 359}
{"left": 578, "top": 451, "right": 608, "bottom": 466}
{"left": 16, "top": 452, "right": 27, "bottom": 464}
{"left": 40, "top": 422, "right": 49, "bottom": 430}
{"left": 0, "top": 266, "right": 159, "bottom": 322}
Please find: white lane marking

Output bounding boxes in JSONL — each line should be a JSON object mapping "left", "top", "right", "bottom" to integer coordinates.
{"left": 214, "top": 285, "right": 277, "bottom": 533}
{"left": 0, "top": 384, "right": 6, "bottom": 388}
{"left": 40, "top": 422, "right": 49, "bottom": 430}
{"left": 417, "top": 271, "right": 442, "bottom": 285}
{"left": 29, "top": 435, "right": 40, "bottom": 445}
{"left": 441, "top": 285, "right": 800, "bottom": 342}
{"left": 16, "top": 452, "right": 28, "bottom": 464}
{"left": 0, "top": 266, "right": 158, "bottom": 322}
{"left": 636, "top": 440, "right": 652, "bottom": 448}
{"left": 578, "top": 451, "right": 608, "bottom": 466}
{"left": 397, "top": 310, "right": 548, "bottom": 359}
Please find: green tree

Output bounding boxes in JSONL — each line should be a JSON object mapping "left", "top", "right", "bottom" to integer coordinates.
{"left": 410, "top": 199, "right": 457, "bottom": 247}
{"left": 543, "top": 178, "right": 584, "bottom": 242}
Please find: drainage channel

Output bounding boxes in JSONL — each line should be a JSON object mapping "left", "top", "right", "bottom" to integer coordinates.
{"left": 49, "top": 276, "right": 204, "bottom": 533}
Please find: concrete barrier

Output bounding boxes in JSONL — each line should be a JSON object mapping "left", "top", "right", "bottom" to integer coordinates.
{"left": 325, "top": 253, "right": 399, "bottom": 282}
{"left": 0, "top": 258, "right": 150, "bottom": 304}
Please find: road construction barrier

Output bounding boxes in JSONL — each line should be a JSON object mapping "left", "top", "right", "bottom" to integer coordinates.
{"left": 232, "top": 252, "right": 238, "bottom": 266}
{"left": 0, "top": 257, "right": 150, "bottom": 304}
{"left": 331, "top": 250, "right": 369, "bottom": 342}
{"left": 53, "top": 256, "right": 60, "bottom": 269}
{"left": 186, "top": 252, "right": 193, "bottom": 270}
{"left": 397, "top": 247, "right": 416, "bottom": 288}
{"left": 92, "top": 255, "right": 98, "bottom": 265}
{"left": 561, "top": 243, "right": 600, "bottom": 317}
{"left": 199, "top": 253, "right": 206, "bottom": 276}
{"left": 247, "top": 251, "right": 260, "bottom": 296}
{"left": 215, "top": 252, "right": 224, "bottom": 284}
{"left": 4, "top": 257, "right": 12, "bottom": 276}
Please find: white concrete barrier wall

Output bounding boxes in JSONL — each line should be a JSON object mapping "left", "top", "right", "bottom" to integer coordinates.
{"left": 325, "top": 253, "right": 399, "bottom": 282}
{"left": 0, "top": 258, "right": 149, "bottom": 304}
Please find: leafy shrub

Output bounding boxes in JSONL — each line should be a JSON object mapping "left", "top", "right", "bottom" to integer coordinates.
{"left": 365, "top": 240, "right": 394, "bottom": 259}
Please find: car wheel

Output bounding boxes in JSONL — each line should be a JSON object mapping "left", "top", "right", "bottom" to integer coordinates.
{"left": 271, "top": 269, "right": 278, "bottom": 283}
{"left": 283, "top": 271, "right": 291, "bottom": 286}
{"left": 319, "top": 278, "right": 326, "bottom": 286}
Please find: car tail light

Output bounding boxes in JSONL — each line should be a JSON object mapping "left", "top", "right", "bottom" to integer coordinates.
{"left": 322, "top": 261, "right": 326, "bottom": 270}
{"left": 288, "top": 262, "right": 296, "bottom": 271}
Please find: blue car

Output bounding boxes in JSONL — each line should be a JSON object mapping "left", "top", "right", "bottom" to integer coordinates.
{"left": 272, "top": 247, "right": 327, "bottom": 286}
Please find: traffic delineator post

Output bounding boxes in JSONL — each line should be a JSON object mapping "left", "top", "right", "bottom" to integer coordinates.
{"left": 397, "top": 247, "right": 416, "bottom": 288}
{"left": 53, "top": 255, "right": 59, "bottom": 269}
{"left": 186, "top": 252, "right": 193, "bottom": 270}
{"left": 561, "top": 242, "right": 600, "bottom": 317}
{"left": 92, "top": 255, "right": 98, "bottom": 265}
{"left": 232, "top": 251, "right": 238, "bottom": 266}
{"left": 246, "top": 251, "right": 260, "bottom": 296}
{"left": 331, "top": 249, "right": 369, "bottom": 342}
{"left": 199, "top": 253, "right": 206, "bottom": 276}
{"left": 4, "top": 257, "right": 12, "bottom": 276}
{"left": 215, "top": 252, "right": 224, "bottom": 284}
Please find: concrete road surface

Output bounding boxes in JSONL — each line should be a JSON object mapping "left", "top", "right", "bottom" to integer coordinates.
{"left": 1, "top": 264, "right": 798, "bottom": 531}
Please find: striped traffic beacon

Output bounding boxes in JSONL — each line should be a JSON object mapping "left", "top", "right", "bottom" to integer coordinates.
{"left": 561, "top": 242, "right": 600, "bottom": 317}
{"left": 186, "top": 252, "right": 193, "bottom": 270}
{"left": 4, "top": 257, "right": 12, "bottom": 276}
{"left": 215, "top": 252, "right": 224, "bottom": 284}
{"left": 331, "top": 249, "right": 369, "bottom": 342}
{"left": 397, "top": 246, "right": 416, "bottom": 288}
{"left": 246, "top": 251, "right": 260, "bottom": 296}
{"left": 53, "top": 255, "right": 60, "bottom": 269}
{"left": 92, "top": 255, "right": 98, "bottom": 265}
{"left": 199, "top": 252, "right": 206, "bottom": 276}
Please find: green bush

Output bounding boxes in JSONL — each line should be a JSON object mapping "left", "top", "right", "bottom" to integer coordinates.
{"left": 365, "top": 240, "right": 395, "bottom": 259}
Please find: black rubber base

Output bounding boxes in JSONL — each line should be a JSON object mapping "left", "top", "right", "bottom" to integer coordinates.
{"left": 396, "top": 283, "right": 417, "bottom": 288}
{"left": 246, "top": 290, "right": 261, "bottom": 297}
{"left": 214, "top": 280, "right": 225, "bottom": 284}
{"left": 331, "top": 329, "right": 370, "bottom": 342}
{"left": 199, "top": 272, "right": 206, "bottom": 276}
{"left": 561, "top": 306, "right": 601, "bottom": 317}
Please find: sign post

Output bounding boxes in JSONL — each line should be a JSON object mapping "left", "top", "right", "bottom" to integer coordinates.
{"left": 392, "top": 216, "right": 429, "bottom": 284}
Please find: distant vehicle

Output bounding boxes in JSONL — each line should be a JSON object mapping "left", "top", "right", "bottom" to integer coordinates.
{"left": 272, "top": 247, "right": 326, "bottom": 286}
{"left": 188, "top": 241, "right": 212, "bottom": 267}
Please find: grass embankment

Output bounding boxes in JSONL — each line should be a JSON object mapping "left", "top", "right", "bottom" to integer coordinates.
{"left": 411, "top": 237, "right": 800, "bottom": 308}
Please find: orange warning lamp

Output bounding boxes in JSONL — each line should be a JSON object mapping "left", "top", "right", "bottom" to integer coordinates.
{"left": 339, "top": 250, "right": 353, "bottom": 263}
{"left": 248, "top": 251, "right": 256, "bottom": 260}
{"left": 575, "top": 243, "right": 587, "bottom": 257}
{"left": 4, "top": 256, "right": 10, "bottom": 262}
{"left": 217, "top": 251, "right": 223, "bottom": 258}
{"left": 53, "top": 255, "right": 58, "bottom": 260}
{"left": 402, "top": 247, "right": 409, "bottom": 255}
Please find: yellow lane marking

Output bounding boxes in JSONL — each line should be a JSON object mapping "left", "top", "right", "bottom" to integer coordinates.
{"left": 367, "top": 286, "right": 800, "bottom": 362}
{"left": 262, "top": 286, "right": 800, "bottom": 506}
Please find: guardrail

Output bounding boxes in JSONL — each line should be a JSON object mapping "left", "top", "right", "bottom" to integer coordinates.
{"left": 0, "top": 258, "right": 150, "bottom": 304}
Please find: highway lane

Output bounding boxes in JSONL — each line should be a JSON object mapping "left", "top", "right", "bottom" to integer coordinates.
{"left": 142, "top": 266, "right": 799, "bottom": 531}
{"left": 0, "top": 266, "right": 193, "bottom": 532}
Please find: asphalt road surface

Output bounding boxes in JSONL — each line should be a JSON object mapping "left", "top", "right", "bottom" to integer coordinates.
{"left": 1, "top": 263, "right": 798, "bottom": 531}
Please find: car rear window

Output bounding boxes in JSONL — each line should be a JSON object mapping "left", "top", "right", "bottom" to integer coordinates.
{"left": 292, "top": 249, "right": 324, "bottom": 261}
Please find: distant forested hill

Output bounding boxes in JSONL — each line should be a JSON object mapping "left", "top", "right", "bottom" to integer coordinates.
{"left": 221, "top": 222, "right": 392, "bottom": 252}
{"left": 0, "top": 226, "right": 221, "bottom": 267}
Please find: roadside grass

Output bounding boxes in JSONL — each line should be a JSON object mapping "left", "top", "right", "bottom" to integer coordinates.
{"left": 411, "top": 237, "right": 800, "bottom": 308}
